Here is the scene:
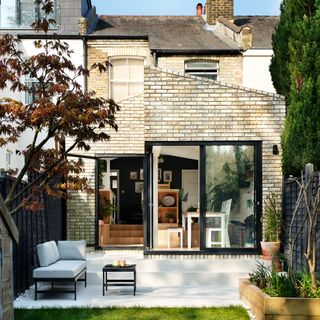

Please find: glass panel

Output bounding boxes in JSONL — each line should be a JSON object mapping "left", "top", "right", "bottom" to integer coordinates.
{"left": 111, "top": 83, "right": 128, "bottom": 101}
{"left": 128, "top": 82, "right": 143, "bottom": 97}
{"left": 0, "top": 0, "right": 56, "bottom": 29}
{"left": 129, "top": 59, "right": 144, "bottom": 81}
{"left": 111, "top": 59, "right": 128, "bottom": 81}
{"left": 185, "top": 61, "right": 218, "bottom": 70}
{"left": 205, "top": 145, "right": 255, "bottom": 249}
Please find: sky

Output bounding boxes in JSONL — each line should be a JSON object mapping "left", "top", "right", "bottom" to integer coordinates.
{"left": 93, "top": 0, "right": 282, "bottom": 16}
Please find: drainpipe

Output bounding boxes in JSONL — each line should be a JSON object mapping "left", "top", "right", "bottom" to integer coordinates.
{"left": 83, "top": 36, "right": 88, "bottom": 93}
{"left": 152, "top": 51, "right": 158, "bottom": 67}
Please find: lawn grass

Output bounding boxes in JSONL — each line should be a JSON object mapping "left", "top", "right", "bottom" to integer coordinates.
{"left": 15, "top": 306, "right": 250, "bottom": 320}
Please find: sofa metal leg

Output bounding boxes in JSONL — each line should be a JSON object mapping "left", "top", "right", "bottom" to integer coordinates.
{"left": 74, "top": 280, "right": 77, "bottom": 300}
{"left": 35, "top": 281, "right": 38, "bottom": 301}
{"left": 85, "top": 271, "right": 87, "bottom": 287}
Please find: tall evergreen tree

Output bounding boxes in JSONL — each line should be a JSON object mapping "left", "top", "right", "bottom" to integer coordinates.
{"left": 270, "top": 0, "right": 320, "bottom": 175}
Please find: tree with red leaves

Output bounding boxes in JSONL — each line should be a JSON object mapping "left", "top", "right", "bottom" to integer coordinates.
{"left": 0, "top": 1, "right": 118, "bottom": 316}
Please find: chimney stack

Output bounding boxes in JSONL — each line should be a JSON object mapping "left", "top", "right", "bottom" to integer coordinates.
{"left": 196, "top": 3, "right": 203, "bottom": 16}
{"left": 206, "top": 0, "right": 234, "bottom": 25}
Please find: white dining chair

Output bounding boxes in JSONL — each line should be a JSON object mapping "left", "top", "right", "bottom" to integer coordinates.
{"left": 206, "top": 199, "right": 232, "bottom": 248}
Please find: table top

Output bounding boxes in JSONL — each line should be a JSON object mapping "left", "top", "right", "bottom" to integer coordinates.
{"left": 103, "top": 264, "right": 136, "bottom": 271}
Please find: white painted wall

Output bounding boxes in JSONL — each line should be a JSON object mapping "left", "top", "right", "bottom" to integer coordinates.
{"left": 0, "top": 39, "right": 84, "bottom": 174}
{"left": 243, "top": 49, "right": 276, "bottom": 93}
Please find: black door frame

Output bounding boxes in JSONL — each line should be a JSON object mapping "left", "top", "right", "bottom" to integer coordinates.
{"left": 145, "top": 141, "right": 263, "bottom": 255}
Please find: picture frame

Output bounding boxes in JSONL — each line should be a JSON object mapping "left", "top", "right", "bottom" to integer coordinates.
{"left": 140, "top": 168, "right": 144, "bottom": 180}
{"left": 129, "top": 171, "right": 138, "bottom": 180}
{"left": 135, "top": 182, "right": 144, "bottom": 193}
{"left": 158, "top": 168, "right": 162, "bottom": 182}
{"left": 163, "top": 170, "right": 172, "bottom": 182}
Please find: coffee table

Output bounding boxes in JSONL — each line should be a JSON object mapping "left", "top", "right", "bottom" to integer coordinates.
{"left": 102, "top": 264, "right": 136, "bottom": 296}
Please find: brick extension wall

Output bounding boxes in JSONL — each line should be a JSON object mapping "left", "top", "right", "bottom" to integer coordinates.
{"left": 67, "top": 65, "right": 285, "bottom": 245}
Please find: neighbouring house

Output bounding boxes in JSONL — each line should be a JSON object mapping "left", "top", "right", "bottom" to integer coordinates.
{"left": 0, "top": 0, "right": 98, "bottom": 176}
{"left": 0, "top": 0, "right": 97, "bottom": 317}
{"left": 66, "top": 0, "right": 285, "bottom": 254}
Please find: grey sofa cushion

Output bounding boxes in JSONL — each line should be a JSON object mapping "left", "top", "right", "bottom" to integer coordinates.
{"left": 57, "top": 240, "right": 86, "bottom": 260}
{"left": 33, "top": 260, "right": 86, "bottom": 279}
{"left": 37, "top": 241, "right": 60, "bottom": 267}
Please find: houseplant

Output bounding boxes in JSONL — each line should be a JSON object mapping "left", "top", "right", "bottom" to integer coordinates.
{"left": 166, "top": 212, "right": 176, "bottom": 223}
{"left": 102, "top": 199, "right": 116, "bottom": 224}
{"left": 261, "top": 193, "right": 281, "bottom": 261}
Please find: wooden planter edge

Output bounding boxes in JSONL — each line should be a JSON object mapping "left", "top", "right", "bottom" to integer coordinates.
{"left": 239, "top": 278, "right": 320, "bottom": 320}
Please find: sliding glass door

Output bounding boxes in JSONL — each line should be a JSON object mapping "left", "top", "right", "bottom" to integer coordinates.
{"left": 145, "top": 141, "right": 262, "bottom": 253}
{"left": 204, "top": 144, "right": 260, "bottom": 250}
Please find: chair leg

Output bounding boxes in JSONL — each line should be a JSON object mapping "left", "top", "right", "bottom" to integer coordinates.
{"left": 74, "top": 280, "right": 77, "bottom": 300}
{"left": 85, "top": 271, "right": 87, "bottom": 287}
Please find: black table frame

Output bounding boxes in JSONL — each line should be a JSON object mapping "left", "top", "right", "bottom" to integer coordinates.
{"left": 102, "top": 264, "right": 136, "bottom": 296}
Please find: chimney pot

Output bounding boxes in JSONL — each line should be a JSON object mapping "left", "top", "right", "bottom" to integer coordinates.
{"left": 196, "top": 3, "right": 203, "bottom": 16}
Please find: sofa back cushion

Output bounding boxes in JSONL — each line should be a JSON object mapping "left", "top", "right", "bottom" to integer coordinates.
{"left": 37, "top": 241, "right": 60, "bottom": 267}
{"left": 57, "top": 240, "right": 86, "bottom": 260}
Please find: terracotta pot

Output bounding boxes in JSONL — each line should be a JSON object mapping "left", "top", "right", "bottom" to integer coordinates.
{"left": 103, "top": 215, "right": 111, "bottom": 224}
{"left": 260, "top": 241, "right": 280, "bottom": 260}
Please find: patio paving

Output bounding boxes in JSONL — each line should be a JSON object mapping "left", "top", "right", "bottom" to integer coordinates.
{"left": 14, "top": 283, "right": 241, "bottom": 308}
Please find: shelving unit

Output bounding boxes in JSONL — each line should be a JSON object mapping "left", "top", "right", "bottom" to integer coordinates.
{"left": 157, "top": 189, "right": 179, "bottom": 224}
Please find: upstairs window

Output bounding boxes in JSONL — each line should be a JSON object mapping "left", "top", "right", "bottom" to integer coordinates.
{"left": 110, "top": 57, "right": 144, "bottom": 102}
{"left": 185, "top": 61, "right": 219, "bottom": 81}
{"left": 0, "top": 0, "right": 57, "bottom": 29}
{"left": 25, "top": 78, "right": 40, "bottom": 104}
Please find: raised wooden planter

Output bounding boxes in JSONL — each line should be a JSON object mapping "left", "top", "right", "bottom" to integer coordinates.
{"left": 240, "top": 278, "right": 320, "bottom": 320}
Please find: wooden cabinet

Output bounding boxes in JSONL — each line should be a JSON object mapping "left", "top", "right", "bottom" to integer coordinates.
{"left": 158, "top": 189, "right": 179, "bottom": 224}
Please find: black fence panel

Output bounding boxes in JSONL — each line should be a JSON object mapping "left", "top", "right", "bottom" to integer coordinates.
{"left": 283, "top": 173, "right": 320, "bottom": 274}
{"left": 0, "top": 174, "right": 65, "bottom": 298}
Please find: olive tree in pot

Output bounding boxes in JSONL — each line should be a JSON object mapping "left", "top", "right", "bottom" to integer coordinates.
{"left": 102, "top": 200, "right": 116, "bottom": 224}
{"left": 261, "top": 193, "right": 281, "bottom": 263}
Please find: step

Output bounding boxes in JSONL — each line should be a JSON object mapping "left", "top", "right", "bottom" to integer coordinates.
{"left": 109, "top": 230, "right": 143, "bottom": 238}
{"left": 87, "top": 270, "right": 248, "bottom": 287}
{"left": 106, "top": 237, "right": 144, "bottom": 245}
{"left": 110, "top": 224, "right": 143, "bottom": 231}
{"left": 86, "top": 252, "right": 269, "bottom": 287}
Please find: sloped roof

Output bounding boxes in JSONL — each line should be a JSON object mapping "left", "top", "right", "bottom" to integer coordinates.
{"left": 234, "top": 16, "right": 279, "bottom": 49}
{"left": 93, "top": 16, "right": 239, "bottom": 53}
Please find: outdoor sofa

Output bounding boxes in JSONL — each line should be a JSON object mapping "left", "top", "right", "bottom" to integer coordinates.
{"left": 33, "top": 240, "right": 87, "bottom": 300}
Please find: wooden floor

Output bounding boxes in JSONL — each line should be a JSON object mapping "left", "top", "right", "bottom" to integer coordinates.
{"left": 99, "top": 224, "right": 144, "bottom": 246}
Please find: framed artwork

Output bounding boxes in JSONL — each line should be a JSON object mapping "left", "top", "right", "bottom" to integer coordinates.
{"left": 163, "top": 170, "right": 172, "bottom": 182}
{"left": 135, "top": 182, "right": 144, "bottom": 193}
{"left": 140, "top": 168, "right": 144, "bottom": 180}
{"left": 158, "top": 169, "right": 162, "bottom": 182}
{"left": 129, "top": 171, "right": 138, "bottom": 180}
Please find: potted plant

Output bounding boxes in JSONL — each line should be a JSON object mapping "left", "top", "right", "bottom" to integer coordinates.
{"left": 102, "top": 199, "right": 116, "bottom": 224}
{"left": 261, "top": 193, "right": 281, "bottom": 262}
{"left": 166, "top": 212, "right": 176, "bottom": 223}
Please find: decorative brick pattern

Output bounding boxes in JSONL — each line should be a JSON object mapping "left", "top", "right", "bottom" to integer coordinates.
{"left": 206, "top": 0, "right": 234, "bottom": 25}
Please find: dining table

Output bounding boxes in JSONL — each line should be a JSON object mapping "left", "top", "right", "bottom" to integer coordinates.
{"left": 182, "top": 211, "right": 225, "bottom": 249}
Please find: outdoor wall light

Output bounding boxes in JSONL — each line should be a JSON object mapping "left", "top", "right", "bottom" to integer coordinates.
{"left": 273, "top": 144, "right": 279, "bottom": 155}
{"left": 159, "top": 156, "right": 164, "bottom": 164}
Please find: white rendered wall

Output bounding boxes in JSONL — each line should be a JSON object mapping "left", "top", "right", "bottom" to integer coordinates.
{"left": 0, "top": 39, "right": 84, "bottom": 174}
{"left": 243, "top": 49, "right": 276, "bottom": 93}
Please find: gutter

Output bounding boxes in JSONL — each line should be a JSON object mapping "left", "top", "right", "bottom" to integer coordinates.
{"left": 152, "top": 48, "right": 241, "bottom": 55}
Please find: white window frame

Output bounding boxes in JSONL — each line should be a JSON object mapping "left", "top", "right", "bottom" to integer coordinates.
{"left": 25, "top": 78, "right": 40, "bottom": 104}
{"left": 5, "top": 150, "right": 12, "bottom": 170}
{"left": 109, "top": 56, "right": 144, "bottom": 101}
{"left": 185, "top": 60, "right": 219, "bottom": 81}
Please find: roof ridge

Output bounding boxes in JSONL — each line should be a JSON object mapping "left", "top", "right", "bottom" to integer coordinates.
{"left": 146, "top": 66, "right": 284, "bottom": 99}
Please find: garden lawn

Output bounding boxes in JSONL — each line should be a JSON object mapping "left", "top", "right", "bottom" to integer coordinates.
{"left": 15, "top": 306, "right": 250, "bottom": 320}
